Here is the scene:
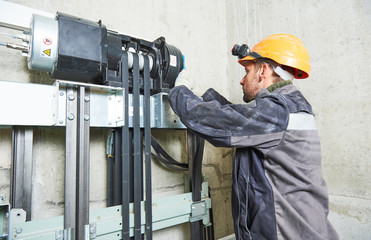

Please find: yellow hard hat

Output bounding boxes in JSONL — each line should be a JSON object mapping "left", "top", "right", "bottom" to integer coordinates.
{"left": 238, "top": 34, "right": 310, "bottom": 79}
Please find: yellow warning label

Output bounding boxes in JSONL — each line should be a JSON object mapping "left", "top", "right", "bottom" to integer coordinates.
{"left": 43, "top": 49, "right": 51, "bottom": 56}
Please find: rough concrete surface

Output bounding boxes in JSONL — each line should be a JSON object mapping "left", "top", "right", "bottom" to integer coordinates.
{"left": 0, "top": 0, "right": 370, "bottom": 239}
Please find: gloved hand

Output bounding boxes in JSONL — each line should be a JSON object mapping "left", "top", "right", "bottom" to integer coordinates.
{"left": 174, "top": 69, "right": 194, "bottom": 89}
{"left": 174, "top": 69, "right": 203, "bottom": 96}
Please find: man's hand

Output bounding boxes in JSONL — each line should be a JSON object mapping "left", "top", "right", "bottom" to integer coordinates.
{"left": 174, "top": 69, "right": 203, "bottom": 96}
{"left": 174, "top": 69, "right": 194, "bottom": 89}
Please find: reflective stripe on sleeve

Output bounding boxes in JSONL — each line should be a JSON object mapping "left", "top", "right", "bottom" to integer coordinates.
{"left": 287, "top": 113, "right": 317, "bottom": 130}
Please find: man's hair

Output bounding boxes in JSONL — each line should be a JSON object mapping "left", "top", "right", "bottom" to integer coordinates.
{"left": 253, "top": 58, "right": 283, "bottom": 83}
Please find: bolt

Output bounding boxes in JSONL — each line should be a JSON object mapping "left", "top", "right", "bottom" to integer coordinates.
{"left": 15, "top": 227, "right": 22, "bottom": 234}
{"left": 90, "top": 227, "right": 96, "bottom": 234}
{"left": 59, "top": 120, "right": 64, "bottom": 124}
{"left": 67, "top": 114, "right": 75, "bottom": 120}
{"left": 84, "top": 96, "right": 90, "bottom": 102}
{"left": 84, "top": 115, "right": 90, "bottom": 121}
{"left": 60, "top": 92, "right": 64, "bottom": 96}
{"left": 56, "top": 235, "right": 63, "bottom": 240}
{"left": 108, "top": 96, "right": 112, "bottom": 100}
{"left": 68, "top": 94, "right": 75, "bottom": 101}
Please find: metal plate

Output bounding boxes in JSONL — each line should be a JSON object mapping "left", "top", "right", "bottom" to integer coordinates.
{"left": 0, "top": 80, "right": 58, "bottom": 126}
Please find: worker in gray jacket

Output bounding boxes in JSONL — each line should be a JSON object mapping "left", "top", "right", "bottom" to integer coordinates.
{"left": 168, "top": 34, "right": 339, "bottom": 239}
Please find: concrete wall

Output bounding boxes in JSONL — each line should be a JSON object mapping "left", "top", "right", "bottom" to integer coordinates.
{"left": 0, "top": 0, "right": 370, "bottom": 239}
{"left": 0, "top": 0, "right": 234, "bottom": 239}
{"left": 227, "top": 0, "right": 371, "bottom": 239}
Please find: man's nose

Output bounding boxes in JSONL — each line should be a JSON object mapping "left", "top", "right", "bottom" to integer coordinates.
{"left": 240, "top": 77, "right": 245, "bottom": 86}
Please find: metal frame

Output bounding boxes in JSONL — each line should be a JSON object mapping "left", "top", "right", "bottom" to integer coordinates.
{"left": 1, "top": 79, "right": 213, "bottom": 239}
{"left": 0, "top": 59, "right": 213, "bottom": 240}
{"left": 6, "top": 183, "right": 211, "bottom": 239}
{"left": 0, "top": 2, "right": 213, "bottom": 239}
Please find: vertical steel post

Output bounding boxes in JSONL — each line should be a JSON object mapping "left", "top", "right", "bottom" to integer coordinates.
{"left": 11, "top": 127, "right": 33, "bottom": 221}
{"left": 121, "top": 53, "right": 131, "bottom": 240}
{"left": 65, "top": 85, "right": 90, "bottom": 240}
{"left": 76, "top": 87, "right": 90, "bottom": 240}
{"left": 143, "top": 56, "right": 152, "bottom": 240}
{"left": 107, "top": 130, "right": 114, "bottom": 207}
{"left": 65, "top": 86, "right": 78, "bottom": 238}
{"left": 132, "top": 54, "right": 142, "bottom": 240}
{"left": 114, "top": 129, "right": 122, "bottom": 206}
{"left": 188, "top": 131, "right": 205, "bottom": 240}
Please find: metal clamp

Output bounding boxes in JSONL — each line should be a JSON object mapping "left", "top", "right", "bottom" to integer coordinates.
{"left": 89, "top": 222, "right": 96, "bottom": 239}
{"left": 190, "top": 201, "right": 207, "bottom": 222}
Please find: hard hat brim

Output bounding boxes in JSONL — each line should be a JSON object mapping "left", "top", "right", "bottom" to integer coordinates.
{"left": 238, "top": 55, "right": 255, "bottom": 66}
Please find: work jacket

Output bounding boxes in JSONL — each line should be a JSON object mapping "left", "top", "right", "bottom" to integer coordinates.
{"left": 169, "top": 83, "right": 339, "bottom": 240}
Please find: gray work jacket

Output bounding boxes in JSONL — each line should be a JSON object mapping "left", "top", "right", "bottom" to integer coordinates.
{"left": 169, "top": 84, "right": 339, "bottom": 240}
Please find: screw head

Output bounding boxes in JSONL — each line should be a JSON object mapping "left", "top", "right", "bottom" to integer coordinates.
{"left": 84, "top": 115, "right": 90, "bottom": 121}
{"left": 15, "top": 227, "right": 22, "bottom": 234}
{"left": 68, "top": 94, "right": 75, "bottom": 101}
{"left": 84, "top": 96, "right": 90, "bottom": 102}
{"left": 67, "top": 114, "right": 75, "bottom": 120}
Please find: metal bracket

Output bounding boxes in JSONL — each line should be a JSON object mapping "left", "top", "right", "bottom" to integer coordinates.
{"left": 89, "top": 222, "right": 96, "bottom": 239}
{"left": 63, "top": 228, "right": 74, "bottom": 240}
{"left": 190, "top": 201, "right": 207, "bottom": 222}
{"left": 54, "top": 229, "right": 75, "bottom": 240}
{"left": 55, "top": 230, "right": 63, "bottom": 240}
{"left": 9, "top": 209, "right": 26, "bottom": 237}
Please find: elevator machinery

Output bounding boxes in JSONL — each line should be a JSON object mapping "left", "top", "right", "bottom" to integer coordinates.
{"left": 0, "top": 1, "right": 214, "bottom": 239}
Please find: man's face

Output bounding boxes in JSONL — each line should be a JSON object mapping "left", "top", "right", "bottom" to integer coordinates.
{"left": 240, "top": 62, "right": 261, "bottom": 103}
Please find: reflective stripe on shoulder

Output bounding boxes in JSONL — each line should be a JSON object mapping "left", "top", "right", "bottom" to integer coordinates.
{"left": 287, "top": 113, "right": 317, "bottom": 130}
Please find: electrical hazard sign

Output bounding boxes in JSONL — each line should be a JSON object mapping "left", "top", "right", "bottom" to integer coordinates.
{"left": 41, "top": 49, "right": 52, "bottom": 58}
{"left": 43, "top": 49, "right": 51, "bottom": 56}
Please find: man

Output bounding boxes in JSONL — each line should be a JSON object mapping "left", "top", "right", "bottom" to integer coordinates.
{"left": 168, "top": 34, "right": 339, "bottom": 239}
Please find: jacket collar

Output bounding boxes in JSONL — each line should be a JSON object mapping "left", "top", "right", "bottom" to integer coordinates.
{"left": 266, "top": 80, "right": 293, "bottom": 92}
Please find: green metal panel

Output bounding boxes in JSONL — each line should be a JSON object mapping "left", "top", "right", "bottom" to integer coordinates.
{"left": 8, "top": 182, "right": 212, "bottom": 239}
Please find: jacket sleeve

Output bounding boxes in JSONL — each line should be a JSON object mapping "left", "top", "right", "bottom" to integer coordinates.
{"left": 168, "top": 86, "right": 290, "bottom": 148}
{"left": 202, "top": 88, "right": 232, "bottom": 105}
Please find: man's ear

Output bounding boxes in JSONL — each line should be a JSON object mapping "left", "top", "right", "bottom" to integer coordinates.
{"left": 258, "top": 63, "right": 269, "bottom": 82}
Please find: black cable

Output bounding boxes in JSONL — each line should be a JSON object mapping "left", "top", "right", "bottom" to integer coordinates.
{"left": 151, "top": 152, "right": 188, "bottom": 171}
{"left": 150, "top": 135, "right": 189, "bottom": 170}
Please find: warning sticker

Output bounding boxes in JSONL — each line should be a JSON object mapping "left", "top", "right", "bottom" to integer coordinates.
{"left": 43, "top": 49, "right": 51, "bottom": 56}
{"left": 41, "top": 49, "right": 52, "bottom": 58}
{"left": 43, "top": 37, "right": 52, "bottom": 45}
{"left": 170, "top": 55, "right": 177, "bottom": 67}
